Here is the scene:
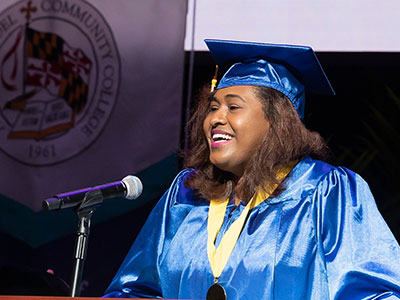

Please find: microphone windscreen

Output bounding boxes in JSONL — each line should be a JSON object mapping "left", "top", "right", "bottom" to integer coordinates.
{"left": 122, "top": 175, "right": 143, "bottom": 200}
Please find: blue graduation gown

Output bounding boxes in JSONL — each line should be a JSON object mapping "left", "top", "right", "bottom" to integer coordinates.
{"left": 104, "top": 158, "right": 400, "bottom": 299}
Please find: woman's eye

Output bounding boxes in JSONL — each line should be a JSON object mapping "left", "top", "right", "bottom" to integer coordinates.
{"left": 209, "top": 105, "right": 218, "bottom": 111}
{"left": 229, "top": 105, "right": 240, "bottom": 110}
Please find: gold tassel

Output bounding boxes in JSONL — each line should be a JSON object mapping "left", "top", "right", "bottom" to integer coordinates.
{"left": 210, "top": 65, "right": 219, "bottom": 92}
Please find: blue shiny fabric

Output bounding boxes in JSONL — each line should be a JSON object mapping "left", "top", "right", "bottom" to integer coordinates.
{"left": 104, "top": 158, "right": 400, "bottom": 299}
{"left": 205, "top": 39, "right": 336, "bottom": 120}
{"left": 218, "top": 58, "right": 305, "bottom": 119}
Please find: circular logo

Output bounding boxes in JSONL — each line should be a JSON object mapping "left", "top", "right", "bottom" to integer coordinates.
{"left": 0, "top": 0, "right": 120, "bottom": 165}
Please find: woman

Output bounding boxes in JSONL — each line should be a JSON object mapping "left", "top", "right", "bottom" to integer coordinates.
{"left": 104, "top": 40, "right": 400, "bottom": 299}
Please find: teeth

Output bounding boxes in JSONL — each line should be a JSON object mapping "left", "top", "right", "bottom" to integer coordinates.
{"left": 212, "top": 133, "right": 232, "bottom": 141}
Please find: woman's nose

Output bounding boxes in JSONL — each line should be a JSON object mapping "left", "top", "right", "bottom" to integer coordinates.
{"left": 210, "top": 108, "right": 227, "bottom": 127}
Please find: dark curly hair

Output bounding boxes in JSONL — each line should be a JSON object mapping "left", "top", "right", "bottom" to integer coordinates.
{"left": 183, "top": 85, "right": 330, "bottom": 202}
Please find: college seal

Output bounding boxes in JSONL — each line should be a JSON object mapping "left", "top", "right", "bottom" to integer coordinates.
{"left": 0, "top": 0, "right": 120, "bottom": 165}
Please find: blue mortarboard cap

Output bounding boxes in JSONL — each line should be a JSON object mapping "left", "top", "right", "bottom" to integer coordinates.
{"left": 205, "top": 39, "right": 335, "bottom": 119}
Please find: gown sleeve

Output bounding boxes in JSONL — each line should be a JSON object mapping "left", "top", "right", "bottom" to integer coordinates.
{"left": 103, "top": 169, "right": 193, "bottom": 298}
{"left": 317, "top": 167, "right": 400, "bottom": 300}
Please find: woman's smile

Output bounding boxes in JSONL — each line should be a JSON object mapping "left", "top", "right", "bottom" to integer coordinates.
{"left": 210, "top": 129, "right": 234, "bottom": 147}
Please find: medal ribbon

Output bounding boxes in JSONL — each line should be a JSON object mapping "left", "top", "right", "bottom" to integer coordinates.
{"left": 207, "top": 161, "right": 296, "bottom": 279}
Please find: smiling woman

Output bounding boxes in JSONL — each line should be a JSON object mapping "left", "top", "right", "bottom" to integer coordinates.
{"left": 186, "top": 84, "right": 329, "bottom": 204}
{"left": 104, "top": 40, "right": 400, "bottom": 300}
{"left": 204, "top": 86, "right": 270, "bottom": 178}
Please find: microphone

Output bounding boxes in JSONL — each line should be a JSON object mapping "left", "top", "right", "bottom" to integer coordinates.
{"left": 42, "top": 175, "right": 143, "bottom": 211}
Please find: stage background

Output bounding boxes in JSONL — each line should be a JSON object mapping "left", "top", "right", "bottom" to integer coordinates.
{"left": 1, "top": 0, "right": 399, "bottom": 297}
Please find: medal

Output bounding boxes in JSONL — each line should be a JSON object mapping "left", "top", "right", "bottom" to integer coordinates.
{"left": 207, "top": 280, "right": 226, "bottom": 300}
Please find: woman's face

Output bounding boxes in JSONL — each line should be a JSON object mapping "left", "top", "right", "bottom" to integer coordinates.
{"left": 203, "top": 85, "right": 270, "bottom": 178}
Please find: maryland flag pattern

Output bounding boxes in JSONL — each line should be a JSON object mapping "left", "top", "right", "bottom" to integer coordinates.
{"left": 59, "top": 71, "right": 87, "bottom": 114}
{"left": 25, "top": 27, "right": 64, "bottom": 66}
{"left": 24, "top": 27, "right": 90, "bottom": 114}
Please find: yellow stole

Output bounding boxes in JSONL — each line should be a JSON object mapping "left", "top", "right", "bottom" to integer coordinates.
{"left": 207, "top": 162, "right": 296, "bottom": 280}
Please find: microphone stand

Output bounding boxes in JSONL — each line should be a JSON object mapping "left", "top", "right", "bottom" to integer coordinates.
{"left": 70, "top": 189, "right": 104, "bottom": 297}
